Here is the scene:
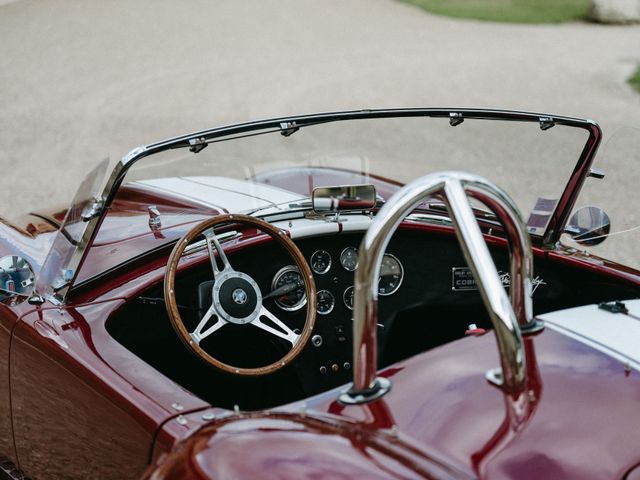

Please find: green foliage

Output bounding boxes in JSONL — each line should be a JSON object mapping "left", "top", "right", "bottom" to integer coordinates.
{"left": 400, "top": 0, "right": 592, "bottom": 23}
{"left": 630, "top": 65, "right": 640, "bottom": 92}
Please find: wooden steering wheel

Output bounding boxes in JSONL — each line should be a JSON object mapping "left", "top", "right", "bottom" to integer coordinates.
{"left": 164, "top": 214, "right": 316, "bottom": 376}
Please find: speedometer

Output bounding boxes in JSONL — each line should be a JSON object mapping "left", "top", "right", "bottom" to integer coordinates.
{"left": 271, "top": 266, "right": 306, "bottom": 311}
{"left": 378, "top": 254, "right": 403, "bottom": 296}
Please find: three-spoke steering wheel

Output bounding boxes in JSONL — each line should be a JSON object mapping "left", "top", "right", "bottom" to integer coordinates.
{"left": 164, "top": 214, "right": 317, "bottom": 376}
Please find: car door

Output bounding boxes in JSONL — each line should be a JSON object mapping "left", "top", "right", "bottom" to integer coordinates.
{"left": 10, "top": 303, "right": 155, "bottom": 479}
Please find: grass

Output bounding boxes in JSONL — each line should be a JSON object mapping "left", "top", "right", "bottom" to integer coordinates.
{"left": 400, "top": 0, "right": 592, "bottom": 23}
{"left": 630, "top": 65, "right": 640, "bottom": 93}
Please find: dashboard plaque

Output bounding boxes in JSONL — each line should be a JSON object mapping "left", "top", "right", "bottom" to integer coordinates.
{"left": 452, "top": 267, "right": 546, "bottom": 293}
{"left": 451, "top": 267, "right": 477, "bottom": 291}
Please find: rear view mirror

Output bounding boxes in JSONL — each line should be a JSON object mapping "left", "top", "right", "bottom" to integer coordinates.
{"left": 565, "top": 206, "right": 611, "bottom": 246}
{"left": 312, "top": 184, "right": 376, "bottom": 213}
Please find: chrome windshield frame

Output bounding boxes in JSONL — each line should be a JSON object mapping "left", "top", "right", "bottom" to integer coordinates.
{"left": 41, "top": 108, "right": 601, "bottom": 304}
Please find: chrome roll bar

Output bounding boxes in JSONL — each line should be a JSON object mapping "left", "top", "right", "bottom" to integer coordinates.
{"left": 339, "top": 171, "right": 540, "bottom": 405}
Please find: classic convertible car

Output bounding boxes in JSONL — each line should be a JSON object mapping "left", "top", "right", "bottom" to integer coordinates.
{"left": 0, "top": 109, "right": 638, "bottom": 479}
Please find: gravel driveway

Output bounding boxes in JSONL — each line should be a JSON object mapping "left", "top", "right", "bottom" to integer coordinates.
{"left": 1, "top": 0, "right": 639, "bottom": 263}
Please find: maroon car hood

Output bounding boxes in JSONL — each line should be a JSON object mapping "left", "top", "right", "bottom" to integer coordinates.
{"left": 151, "top": 326, "right": 640, "bottom": 479}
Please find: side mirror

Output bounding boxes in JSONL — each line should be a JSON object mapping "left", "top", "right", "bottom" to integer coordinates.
{"left": 312, "top": 184, "right": 376, "bottom": 213}
{"left": 565, "top": 206, "right": 611, "bottom": 246}
{"left": 0, "top": 256, "right": 35, "bottom": 305}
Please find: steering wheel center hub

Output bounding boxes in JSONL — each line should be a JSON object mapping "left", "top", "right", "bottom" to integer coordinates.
{"left": 232, "top": 288, "right": 248, "bottom": 305}
{"left": 212, "top": 271, "right": 262, "bottom": 325}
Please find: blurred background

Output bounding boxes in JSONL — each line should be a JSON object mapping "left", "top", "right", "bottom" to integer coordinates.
{"left": 1, "top": 0, "right": 639, "bottom": 263}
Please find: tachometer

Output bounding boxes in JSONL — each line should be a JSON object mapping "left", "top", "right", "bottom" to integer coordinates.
{"left": 310, "top": 250, "right": 331, "bottom": 274}
{"left": 378, "top": 254, "right": 403, "bottom": 296}
{"left": 271, "top": 266, "right": 306, "bottom": 311}
{"left": 340, "top": 247, "right": 359, "bottom": 271}
{"left": 317, "top": 290, "right": 335, "bottom": 315}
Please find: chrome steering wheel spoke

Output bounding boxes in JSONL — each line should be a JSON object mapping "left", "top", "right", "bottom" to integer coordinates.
{"left": 190, "top": 304, "right": 228, "bottom": 344}
{"left": 253, "top": 306, "right": 300, "bottom": 346}
{"left": 204, "top": 227, "right": 232, "bottom": 277}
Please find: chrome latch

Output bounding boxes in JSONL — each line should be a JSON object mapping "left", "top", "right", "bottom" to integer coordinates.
{"left": 599, "top": 300, "right": 628, "bottom": 314}
{"left": 148, "top": 205, "right": 162, "bottom": 231}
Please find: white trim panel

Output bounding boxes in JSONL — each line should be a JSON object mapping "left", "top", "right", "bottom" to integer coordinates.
{"left": 540, "top": 299, "right": 640, "bottom": 371}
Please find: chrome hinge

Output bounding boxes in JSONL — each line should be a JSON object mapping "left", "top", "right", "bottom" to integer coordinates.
{"left": 188, "top": 137, "right": 208, "bottom": 153}
{"left": 449, "top": 112, "right": 464, "bottom": 127}
{"left": 588, "top": 167, "right": 605, "bottom": 179}
{"left": 280, "top": 122, "right": 299, "bottom": 137}
{"left": 81, "top": 196, "right": 104, "bottom": 221}
{"left": 539, "top": 117, "right": 555, "bottom": 131}
{"left": 51, "top": 269, "right": 74, "bottom": 292}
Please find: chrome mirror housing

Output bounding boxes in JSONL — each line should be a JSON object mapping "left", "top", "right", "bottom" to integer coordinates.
{"left": 339, "top": 171, "right": 541, "bottom": 406}
{"left": 312, "top": 185, "right": 376, "bottom": 213}
{"left": 565, "top": 205, "right": 611, "bottom": 246}
{"left": 0, "top": 256, "right": 35, "bottom": 305}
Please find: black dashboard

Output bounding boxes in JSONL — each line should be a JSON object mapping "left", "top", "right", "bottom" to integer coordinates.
{"left": 110, "top": 226, "right": 639, "bottom": 408}
{"left": 188, "top": 229, "right": 504, "bottom": 395}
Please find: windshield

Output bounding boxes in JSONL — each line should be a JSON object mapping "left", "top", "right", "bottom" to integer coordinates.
{"left": 67, "top": 111, "right": 594, "bottom": 288}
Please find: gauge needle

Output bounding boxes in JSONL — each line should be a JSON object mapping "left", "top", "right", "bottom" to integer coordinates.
{"left": 263, "top": 282, "right": 300, "bottom": 300}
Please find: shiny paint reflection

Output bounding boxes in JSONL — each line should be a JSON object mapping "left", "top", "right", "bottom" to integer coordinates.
{"left": 11, "top": 306, "right": 156, "bottom": 479}
{"left": 320, "top": 330, "right": 640, "bottom": 480}
{"left": 0, "top": 304, "right": 19, "bottom": 467}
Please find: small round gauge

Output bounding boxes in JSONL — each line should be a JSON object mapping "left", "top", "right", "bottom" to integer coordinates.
{"left": 343, "top": 285, "right": 354, "bottom": 310}
{"left": 317, "top": 290, "right": 335, "bottom": 315}
{"left": 340, "top": 247, "right": 359, "bottom": 271}
{"left": 378, "top": 254, "right": 404, "bottom": 296}
{"left": 310, "top": 250, "right": 332, "bottom": 274}
{"left": 271, "top": 266, "right": 307, "bottom": 311}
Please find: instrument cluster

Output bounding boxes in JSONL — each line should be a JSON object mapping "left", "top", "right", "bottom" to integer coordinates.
{"left": 270, "top": 247, "right": 404, "bottom": 315}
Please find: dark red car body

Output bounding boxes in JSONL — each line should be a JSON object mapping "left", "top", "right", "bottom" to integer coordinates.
{"left": 0, "top": 109, "right": 638, "bottom": 480}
